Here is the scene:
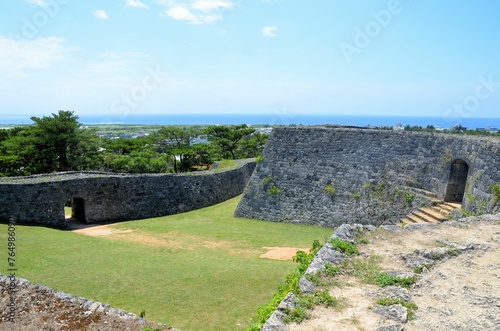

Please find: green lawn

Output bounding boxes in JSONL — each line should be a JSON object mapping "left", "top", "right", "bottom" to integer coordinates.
{"left": 0, "top": 196, "right": 332, "bottom": 331}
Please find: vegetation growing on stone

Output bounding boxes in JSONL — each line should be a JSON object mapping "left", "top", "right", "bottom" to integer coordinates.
{"left": 246, "top": 240, "right": 323, "bottom": 330}
{"left": 376, "top": 297, "right": 418, "bottom": 320}
{"left": 324, "top": 184, "right": 336, "bottom": 195}
{"left": 374, "top": 273, "right": 417, "bottom": 288}
{"left": 329, "top": 237, "right": 359, "bottom": 256}
{"left": 490, "top": 183, "right": 500, "bottom": 203}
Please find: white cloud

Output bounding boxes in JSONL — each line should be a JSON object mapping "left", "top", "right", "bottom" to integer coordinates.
{"left": 262, "top": 26, "right": 278, "bottom": 37}
{"left": 157, "top": 0, "right": 236, "bottom": 24}
{"left": 93, "top": 10, "right": 109, "bottom": 19}
{"left": 167, "top": 6, "right": 198, "bottom": 22}
{"left": 26, "top": 0, "right": 46, "bottom": 6}
{"left": 0, "top": 36, "right": 72, "bottom": 78}
{"left": 126, "top": 0, "right": 149, "bottom": 9}
{"left": 191, "top": 0, "right": 233, "bottom": 11}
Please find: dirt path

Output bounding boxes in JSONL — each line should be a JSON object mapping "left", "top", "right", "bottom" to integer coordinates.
{"left": 72, "top": 224, "right": 305, "bottom": 261}
{"left": 288, "top": 220, "right": 500, "bottom": 331}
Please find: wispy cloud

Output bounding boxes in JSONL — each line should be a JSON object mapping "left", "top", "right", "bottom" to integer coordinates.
{"left": 93, "top": 10, "right": 109, "bottom": 19}
{"left": 126, "top": 0, "right": 150, "bottom": 9}
{"left": 26, "top": 0, "right": 46, "bottom": 6}
{"left": 262, "top": 26, "right": 278, "bottom": 37}
{"left": 157, "top": 0, "right": 236, "bottom": 25}
{"left": 78, "top": 52, "right": 150, "bottom": 78}
{"left": 0, "top": 36, "right": 73, "bottom": 78}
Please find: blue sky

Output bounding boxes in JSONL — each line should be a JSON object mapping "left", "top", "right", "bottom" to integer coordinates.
{"left": 1, "top": 0, "right": 500, "bottom": 124}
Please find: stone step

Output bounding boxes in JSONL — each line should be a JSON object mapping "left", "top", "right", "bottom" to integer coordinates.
{"left": 444, "top": 202, "right": 462, "bottom": 209}
{"left": 411, "top": 210, "right": 441, "bottom": 223}
{"left": 418, "top": 207, "right": 448, "bottom": 222}
{"left": 406, "top": 187, "right": 440, "bottom": 199}
{"left": 401, "top": 216, "right": 419, "bottom": 224}
{"left": 436, "top": 203, "right": 459, "bottom": 213}
{"left": 399, "top": 200, "right": 461, "bottom": 227}
{"left": 430, "top": 205, "right": 453, "bottom": 216}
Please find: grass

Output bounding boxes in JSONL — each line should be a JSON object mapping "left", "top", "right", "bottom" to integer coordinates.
{"left": 0, "top": 196, "right": 332, "bottom": 331}
{"left": 376, "top": 297, "right": 418, "bottom": 320}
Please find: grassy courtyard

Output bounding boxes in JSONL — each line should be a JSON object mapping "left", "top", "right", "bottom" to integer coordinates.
{"left": 1, "top": 196, "right": 332, "bottom": 331}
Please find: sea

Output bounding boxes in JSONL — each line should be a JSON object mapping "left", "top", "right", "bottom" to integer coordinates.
{"left": 1, "top": 114, "right": 499, "bottom": 130}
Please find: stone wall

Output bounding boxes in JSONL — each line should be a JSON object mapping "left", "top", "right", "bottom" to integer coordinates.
{"left": 0, "top": 160, "right": 255, "bottom": 227}
{"left": 235, "top": 128, "right": 500, "bottom": 227}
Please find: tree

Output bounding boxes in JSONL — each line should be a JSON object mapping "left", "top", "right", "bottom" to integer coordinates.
{"left": 27, "top": 111, "right": 102, "bottom": 172}
{"left": 151, "top": 127, "right": 198, "bottom": 172}
{"left": 0, "top": 111, "right": 102, "bottom": 175}
{"left": 238, "top": 132, "right": 269, "bottom": 158}
{"left": 204, "top": 124, "right": 255, "bottom": 159}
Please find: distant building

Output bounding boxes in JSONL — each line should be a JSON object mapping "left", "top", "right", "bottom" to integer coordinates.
{"left": 190, "top": 135, "right": 208, "bottom": 145}
{"left": 393, "top": 123, "right": 404, "bottom": 131}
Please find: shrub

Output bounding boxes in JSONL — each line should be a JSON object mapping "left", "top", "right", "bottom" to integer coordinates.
{"left": 374, "top": 272, "right": 416, "bottom": 288}
{"left": 329, "top": 238, "right": 359, "bottom": 256}
{"left": 490, "top": 183, "right": 500, "bottom": 203}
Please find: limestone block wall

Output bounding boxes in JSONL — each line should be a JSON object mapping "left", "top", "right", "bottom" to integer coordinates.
{"left": 0, "top": 160, "right": 255, "bottom": 227}
{"left": 235, "top": 128, "right": 500, "bottom": 227}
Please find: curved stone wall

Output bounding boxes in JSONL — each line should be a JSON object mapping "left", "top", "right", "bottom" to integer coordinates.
{"left": 0, "top": 160, "right": 255, "bottom": 227}
{"left": 235, "top": 128, "right": 500, "bottom": 227}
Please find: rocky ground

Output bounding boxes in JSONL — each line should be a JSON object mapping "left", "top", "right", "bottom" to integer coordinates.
{"left": 286, "top": 215, "right": 500, "bottom": 331}
{"left": 0, "top": 276, "right": 176, "bottom": 331}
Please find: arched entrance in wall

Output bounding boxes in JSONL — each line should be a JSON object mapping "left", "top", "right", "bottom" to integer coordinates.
{"left": 444, "top": 159, "right": 469, "bottom": 203}
{"left": 65, "top": 198, "right": 86, "bottom": 223}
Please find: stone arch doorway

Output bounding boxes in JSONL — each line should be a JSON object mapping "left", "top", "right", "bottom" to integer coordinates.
{"left": 444, "top": 159, "right": 469, "bottom": 203}
{"left": 65, "top": 198, "right": 86, "bottom": 223}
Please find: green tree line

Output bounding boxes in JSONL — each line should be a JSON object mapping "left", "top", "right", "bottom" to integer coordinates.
{"left": 0, "top": 111, "right": 268, "bottom": 176}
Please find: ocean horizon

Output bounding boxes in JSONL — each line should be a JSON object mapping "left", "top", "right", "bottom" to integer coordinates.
{"left": 1, "top": 114, "right": 499, "bottom": 130}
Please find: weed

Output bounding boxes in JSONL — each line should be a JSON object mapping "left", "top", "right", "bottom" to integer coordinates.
{"left": 139, "top": 309, "right": 146, "bottom": 318}
{"left": 250, "top": 239, "right": 324, "bottom": 329}
{"left": 344, "top": 255, "right": 383, "bottom": 284}
{"left": 324, "top": 184, "right": 336, "bottom": 196}
{"left": 141, "top": 327, "right": 162, "bottom": 331}
{"left": 405, "top": 193, "right": 414, "bottom": 203}
{"left": 284, "top": 291, "right": 344, "bottom": 324}
{"left": 374, "top": 273, "right": 417, "bottom": 288}
{"left": 310, "top": 290, "right": 344, "bottom": 309}
{"left": 352, "top": 192, "right": 361, "bottom": 199}
{"left": 461, "top": 209, "right": 475, "bottom": 217}
{"left": 329, "top": 237, "right": 359, "bottom": 256}
{"left": 268, "top": 183, "right": 281, "bottom": 195}
{"left": 490, "top": 183, "right": 500, "bottom": 203}
{"left": 354, "top": 227, "right": 369, "bottom": 244}
{"left": 260, "top": 176, "right": 281, "bottom": 196}
{"left": 467, "top": 193, "right": 476, "bottom": 203}
{"left": 323, "top": 263, "right": 341, "bottom": 277}
{"left": 412, "top": 264, "right": 430, "bottom": 274}
{"left": 376, "top": 297, "right": 418, "bottom": 320}
{"left": 283, "top": 306, "right": 309, "bottom": 323}
{"left": 442, "top": 148, "right": 453, "bottom": 165}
